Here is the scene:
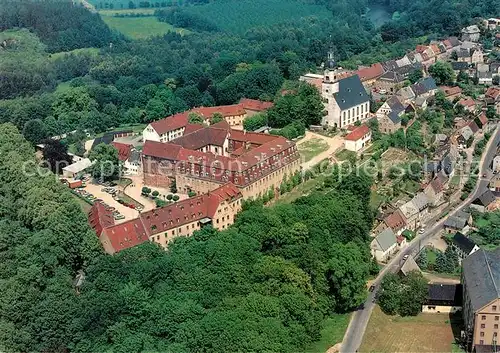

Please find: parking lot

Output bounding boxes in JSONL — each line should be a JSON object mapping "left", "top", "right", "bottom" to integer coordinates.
{"left": 81, "top": 182, "right": 140, "bottom": 222}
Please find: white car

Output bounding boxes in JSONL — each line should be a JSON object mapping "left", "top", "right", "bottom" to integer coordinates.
{"left": 403, "top": 254, "right": 409, "bottom": 261}
{"left": 419, "top": 228, "right": 425, "bottom": 234}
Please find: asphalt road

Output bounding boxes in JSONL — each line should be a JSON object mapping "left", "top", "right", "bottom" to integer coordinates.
{"left": 340, "top": 126, "right": 500, "bottom": 353}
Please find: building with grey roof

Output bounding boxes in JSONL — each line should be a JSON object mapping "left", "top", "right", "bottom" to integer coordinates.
{"left": 370, "top": 228, "right": 398, "bottom": 262}
{"left": 322, "top": 73, "right": 370, "bottom": 128}
{"left": 462, "top": 248, "right": 500, "bottom": 350}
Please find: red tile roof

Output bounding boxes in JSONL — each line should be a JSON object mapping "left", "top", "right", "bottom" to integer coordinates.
{"left": 88, "top": 202, "right": 115, "bottom": 236}
{"left": 191, "top": 104, "right": 246, "bottom": 118}
{"left": 416, "top": 45, "right": 428, "bottom": 53}
{"left": 139, "top": 183, "right": 242, "bottom": 236}
{"left": 355, "top": 63, "right": 384, "bottom": 82}
{"left": 478, "top": 113, "right": 488, "bottom": 126}
{"left": 384, "top": 210, "right": 407, "bottom": 231}
{"left": 440, "top": 86, "right": 462, "bottom": 97}
{"left": 228, "top": 129, "right": 278, "bottom": 145}
{"left": 430, "top": 44, "right": 441, "bottom": 55}
{"left": 459, "top": 98, "right": 476, "bottom": 108}
{"left": 142, "top": 141, "right": 182, "bottom": 160}
{"left": 150, "top": 112, "right": 189, "bottom": 135}
{"left": 486, "top": 87, "right": 500, "bottom": 100}
{"left": 307, "top": 78, "right": 323, "bottom": 92}
{"left": 468, "top": 120, "right": 480, "bottom": 133}
{"left": 183, "top": 123, "right": 204, "bottom": 135}
{"left": 443, "top": 40, "right": 452, "bottom": 49}
{"left": 171, "top": 127, "right": 228, "bottom": 150}
{"left": 112, "top": 142, "right": 132, "bottom": 161}
{"left": 344, "top": 125, "right": 371, "bottom": 141}
{"left": 240, "top": 98, "right": 274, "bottom": 111}
{"left": 101, "top": 218, "right": 149, "bottom": 253}
{"left": 430, "top": 176, "right": 445, "bottom": 193}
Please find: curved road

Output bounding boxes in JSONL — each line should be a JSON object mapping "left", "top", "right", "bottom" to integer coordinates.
{"left": 341, "top": 126, "right": 500, "bottom": 353}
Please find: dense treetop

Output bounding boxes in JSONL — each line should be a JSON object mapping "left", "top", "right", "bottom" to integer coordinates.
{"left": 0, "top": 124, "right": 374, "bottom": 352}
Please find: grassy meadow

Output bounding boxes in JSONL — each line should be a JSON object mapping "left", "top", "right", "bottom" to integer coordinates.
{"left": 182, "top": 0, "right": 331, "bottom": 34}
{"left": 101, "top": 16, "right": 188, "bottom": 39}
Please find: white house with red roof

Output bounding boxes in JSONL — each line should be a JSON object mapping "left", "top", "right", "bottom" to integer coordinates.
{"left": 143, "top": 102, "right": 274, "bottom": 143}
{"left": 344, "top": 125, "right": 371, "bottom": 152}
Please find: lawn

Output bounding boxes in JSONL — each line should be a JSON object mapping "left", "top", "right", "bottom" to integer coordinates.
{"left": 98, "top": 8, "right": 157, "bottom": 16}
{"left": 298, "top": 138, "right": 329, "bottom": 163}
{"left": 335, "top": 148, "right": 357, "bottom": 162}
{"left": 275, "top": 175, "right": 325, "bottom": 205}
{"left": 183, "top": 0, "right": 331, "bottom": 34}
{"left": 360, "top": 306, "right": 458, "bottom": 353}
{"left": 50, "top": 47, "right": 100, "bottom": 61}
{"left": 303, "top": 314, "right": 351, "bottom": 353}
{"left": 101, "top": 16, "right": 188, "bottom": 39}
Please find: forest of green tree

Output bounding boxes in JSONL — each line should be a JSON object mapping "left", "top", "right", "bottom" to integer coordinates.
{"left": 0, "top": 124, "right": 373, "bottom": 351}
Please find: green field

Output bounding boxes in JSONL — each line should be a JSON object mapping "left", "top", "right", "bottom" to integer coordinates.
{"left": 183, "top": 0, "right": 331, "bottom": 34}
{"left": 297, "top": 138, "right": 329, "bottom": 163}
{"left": 50, "top": 47, "right": 100, "bottom": 61}
{"left": 303, "top": 314, "right": 350, "bottom": 353}
{"left": 101, "top": 16, "right": 188, "bottom": 39}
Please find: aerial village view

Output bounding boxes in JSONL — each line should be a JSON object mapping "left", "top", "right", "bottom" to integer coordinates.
{"left": 0, "top": 0, "right": 500, "bottom": 352}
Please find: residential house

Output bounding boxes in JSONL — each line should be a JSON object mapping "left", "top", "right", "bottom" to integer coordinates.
{"left": 424, "top": 173, "right": 447, "bottom": 206}
{"left": 124, "top": 150, "right": 141, "bottom": 175}
{"left": 475, "top": 113, "right": 489, "bottom": 131}
{"left": 383, "top": 209, "right": 407, "bottom": 235}
{"left": 440, "top": 86, "right": 463, "bottom": 101}
{"left": 396, "top": 86, "right": 416, "bottom": 104}
{"left": 375, "top": 71, "right": 405, "bottom": 93}
{"left": 414, "top": 96, "right": 428, "bottom": 109}
{"left": 399, "top": 192, "right": 430, "bottom": 230}
{"left": 379, "top": 111, "right": 402, "bottom": 134}
{"left": 457, "top": 125, "right": 474, "bottom": 147}
{"left": 371, "top": 228, "right": 398, "bottom": 262}
{"left": 461, "top": 25, "right": 481, "bottom": 42}
{"left": 355, "top": 63, "right": 385, "bottom": 86}
{"left": 471, "top": 48, "right": 484, "bottom": 65}
{"left": 412, "top": 77, "right": 438, "bottom": 98}
{"left": 486, "top": 18, "right": 500, "bottom": 30}
{"left": 89, "top": 183, "right": 243, "bottom": 254}
{"left": 462, "top": 248, "right": 500, "bottom": 350}
{"left": 471, "top": 190, "right": 496, "bottom": 212}
{"left": 400, "top": 255, "right": 421, "bottom": 276}
{"left": 478, "top": 71, "right": 493, "bottom": 86}
{"left": 489, "top": 174, "right": 500, "bottom": 192}
{"left": 322, "top": 73, "right": 370, "bottom": 128}
{"left": 458, "top": 98, "right": 478, "bottom": 113}
{"left": 457, "top": 48, "right": 472, "bottom": 63}
{"left": 376, "top": 95, "right": 405, "bottom": 119}
{"left": 451, "top": 232, "right": 479, "bottom": 261}
{"left": 422, "top": 283, "right": 463, "bottom": 314}
{"left": 344, "top": 125, "right": 371, "bottom": 152}
{"left": 485, "top": 87, "right": 500, "bottom": 115}
{"left": 451, "top": 61, "right": 470, "bottom": 76}
{"left": 444, "top": 211, "right": 473, "bottom": 234}
{"left": 493, "top": 156, "right": 500, "bottom": 173}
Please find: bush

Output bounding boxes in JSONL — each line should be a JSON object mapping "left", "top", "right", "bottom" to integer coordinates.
{"left": 152, "top": 190, "right": 160, "bottom": 198}
{"left": 141, "top": 186, "right": 151, "bottom": 195}
{"left": 188, "top": 190, "right": 197, "bottom": 197}
{"left": 155, "top": 199, "right": 167, "bottom": 208}
{"left": 166, "top": 194, "right": 173, "bottom": 200}
{"left": 173, "top": 195, "right": 180, "bottom": 202}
